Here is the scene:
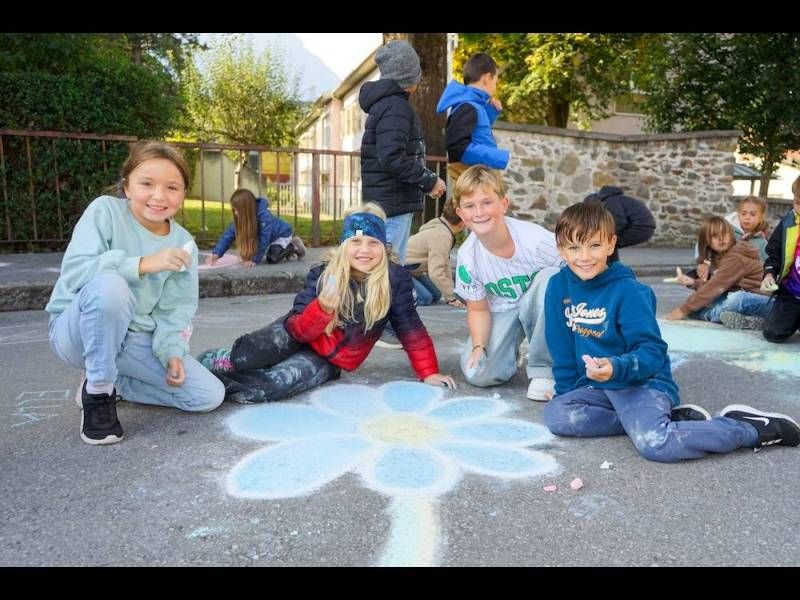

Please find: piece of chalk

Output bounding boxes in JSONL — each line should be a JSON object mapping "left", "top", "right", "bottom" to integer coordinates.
{"left": 180, "top": 240, "right": 195, "bottom": 272}
{"left": 582, "top": 354, "right": 600, "bottom": 369}
{"left": 569, "top": 478, "right": 584, "bottom": 490}
{"left": 662, "top": 277, "right": 679, "bottom": 283}
{"left": 543, "top": 484, "right": 558, "bottom": 492}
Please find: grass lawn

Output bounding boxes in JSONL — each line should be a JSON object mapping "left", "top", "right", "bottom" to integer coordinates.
{"left": 176, "top": 199, "right": 342, "bottom": 248}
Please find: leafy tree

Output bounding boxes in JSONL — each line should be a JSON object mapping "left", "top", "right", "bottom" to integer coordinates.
{"left": 104, "top": 33, "right": 206, "bottom": 74}
{"left": 178, "top": 34, "right": 303, "bottom": 146}
{"left": 640, "top": 33, "right": 800, "bottom": 197}
{"left": 0, "top": 33, "right": 183, "bottom": 249}
{"left": 454, "top": 33, "right": 652, "bottom": 128}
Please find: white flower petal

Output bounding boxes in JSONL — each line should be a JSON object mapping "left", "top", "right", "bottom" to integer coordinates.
{"left": 360, "top": 447, "right": 458, "bottom": 497}
{"left": 310, "top": 384, "right": 387, "bottom": 419}
{"left": 226, "top": 436, "right": 371, "bottom": 499}
{"left": 227, "top": 404, "right": 357, "bottom": 441}
{"left": 380, "top": 381, "right": 443, "bottom": 413}
{"left": 438, "top": 442, "right": 558, "bottom": 478}
{"left": 425, "top": 397, "right": 507, "bottom": 423}
{"left": 449, "top": 418, "right": 554, "bottom": 446}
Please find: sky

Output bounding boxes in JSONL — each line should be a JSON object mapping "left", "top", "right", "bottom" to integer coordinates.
{"left": 290, "top": 33, "right": 382, "bottom": 79}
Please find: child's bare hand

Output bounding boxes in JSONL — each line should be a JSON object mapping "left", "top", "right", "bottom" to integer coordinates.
{"left": 166, "top": 357, "right": 185, "bottom": 386}
{"left": 318, "top": 275, "right": 339, "bottom": 313}
{"left": 424, "top": 373, "right": 456, "bottom": 389}
{"left": 761, "top": 274, "right": 778, "bottom": 293}
{"left": 430, "top": 178, "right": 446, "bottom": 199}
{"left": 466, "top": 346, "right": 486, "bottom": 370}
{"left": 241, "top": 260, "right": 256, "bottom": 268}
{"left": 489, "top": 97, "right": 503, "bottom": 111}
{"left": 585, "top": 357, "right": 613, "bottom": 382}
{"left": 664, "top": 307, "right": 687, "bottom": 321}
{"left": 140, "top": 247, "right": 191, "bottom": 275}
{"left": 446, "top": 298, "right": 465, "bottom": 308}
{"left": 696, "top": 261, "right": 710, "bottom": 281}
{"left": 204, "top": 254, "right": 219, "bottom": 266}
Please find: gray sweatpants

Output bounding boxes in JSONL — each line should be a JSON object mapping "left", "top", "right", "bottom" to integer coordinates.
{"left": 459, "top": 267, "right": 558, "bottom": 387}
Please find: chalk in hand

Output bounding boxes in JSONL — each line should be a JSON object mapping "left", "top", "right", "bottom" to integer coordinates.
{"left": 582, "top": 354, "right": 600, "bottom": 369}
{"left": 179, "top": 240, "right": 195, "bottom": 272}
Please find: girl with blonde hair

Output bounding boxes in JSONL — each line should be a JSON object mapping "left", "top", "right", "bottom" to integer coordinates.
{"left": 199, "top": 203, "right": 455, "bottom": 403}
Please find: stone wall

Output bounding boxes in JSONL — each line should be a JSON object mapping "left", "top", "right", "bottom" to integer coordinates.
{"left": 493, "top": 123, "right": 741, "bottom": 246}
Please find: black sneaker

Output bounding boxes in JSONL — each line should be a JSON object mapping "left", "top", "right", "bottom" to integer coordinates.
{"left": 720, "top": 404, "right": 800, "bottom": 448}
{"left": 671, "top": 404, "right": 712, "bottom": 422}
{"left": 79, "top": 381, "right": 123, "bottom": 445}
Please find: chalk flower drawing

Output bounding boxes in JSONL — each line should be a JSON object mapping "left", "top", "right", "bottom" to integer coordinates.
{"left": 225, "top": 381, "right": 557, "bottom": 565}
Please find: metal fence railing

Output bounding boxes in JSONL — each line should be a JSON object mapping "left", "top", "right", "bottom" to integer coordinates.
{"left": 0, "top": 129, "right": 447, "bottom": 250}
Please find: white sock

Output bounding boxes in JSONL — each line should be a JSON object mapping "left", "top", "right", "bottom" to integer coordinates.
{"left": 86, "top": 382, "right": 115, "bottom": 396}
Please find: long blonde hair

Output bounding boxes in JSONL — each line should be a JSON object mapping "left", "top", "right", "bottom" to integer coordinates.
{"left": 230, "top": 189, "right": 258, "bottom": 262}
{"left": 319, "top": 203, "right": 392, "bottom": 334}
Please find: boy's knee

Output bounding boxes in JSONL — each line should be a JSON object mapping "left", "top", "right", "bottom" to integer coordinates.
{"left": 542, "top": 400, "right": 573, "bottom": 436}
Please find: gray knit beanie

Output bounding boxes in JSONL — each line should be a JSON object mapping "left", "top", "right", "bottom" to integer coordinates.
{"left": 375, "top": 40, "right": 422, "bottom": 89}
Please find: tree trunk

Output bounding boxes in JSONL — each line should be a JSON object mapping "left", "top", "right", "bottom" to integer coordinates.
{"left": 546, "top": 97, "right": 570, "bottom": 128}
{"left": 758, "top": 152, "right": 781, "bottom": 198}
{"left": 382, "top": 33, "right": 447, "bottom": 158}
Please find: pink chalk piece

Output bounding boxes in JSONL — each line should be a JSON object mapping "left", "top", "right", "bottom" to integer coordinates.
{"left": 582, "top": 354, "right": 600, "bottom": 369}
{"left": 198, "top": 253, "right": 240, "bottom": 270}
{"left": 569, "top": 478, "right": 584, "bottom": 491}
{"left": 543, "top": 485, "right": 558, "bottom": 492}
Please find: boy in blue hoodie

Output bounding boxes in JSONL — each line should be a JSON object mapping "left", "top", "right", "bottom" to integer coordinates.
{"left": 436, "top": 53, "right": 509, "bottom": 180}
{"left": 542, "top": 202, "right": 800, "bottom": 462}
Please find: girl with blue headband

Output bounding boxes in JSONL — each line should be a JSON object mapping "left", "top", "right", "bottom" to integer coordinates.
{"left": 198, "top": 202, "right": 455, "bottom": 403}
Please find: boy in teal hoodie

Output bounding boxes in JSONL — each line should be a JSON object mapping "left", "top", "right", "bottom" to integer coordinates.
{"left": 542, "top": 202, "right": 799, "bottom": 462}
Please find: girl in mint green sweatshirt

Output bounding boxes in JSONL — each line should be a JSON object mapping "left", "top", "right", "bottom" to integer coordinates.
{"left": 45, "top": 141, "right": 224, "bottom": 445}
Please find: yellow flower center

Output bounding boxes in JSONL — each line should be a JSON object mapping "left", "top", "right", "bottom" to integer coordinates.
{"left": 361, "top": 414, "right": 445, "bottom": 446}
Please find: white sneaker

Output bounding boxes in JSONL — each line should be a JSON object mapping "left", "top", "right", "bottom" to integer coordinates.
{"left": 527, "top": 378, "right": 555, "bottom": 402}
{"left": 374, "top": 330, "right": 402, "bottom": 349}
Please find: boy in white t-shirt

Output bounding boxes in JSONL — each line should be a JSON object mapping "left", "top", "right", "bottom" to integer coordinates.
{"left": 454, "top": 165, "right": 563, "bottom": 400}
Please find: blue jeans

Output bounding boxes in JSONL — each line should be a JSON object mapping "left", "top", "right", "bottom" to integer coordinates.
{"left": 460, "top": 266, "right": 558, "bottom": 386}
{"left": 691, "top": 290, "right": 772, "bottom": 323}
{"left": 412, "top": 274, "right": 442, "bottom": 306}
{"left": 385, "top": 212, "right": 414, "bottom": 262}
{"left": 543, "top": 386, "right": 758, "bottom": 463}
{"left": 48, "top": 273, "right": 224, "bottom": 412}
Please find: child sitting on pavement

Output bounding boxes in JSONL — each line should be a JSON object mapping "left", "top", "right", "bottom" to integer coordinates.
{"left": 198, "top": 203, "right": 455, "bottom": 403}
{"left": 665, "top": 216, "right": 771, "bottom": 329}
{"left": 542, "top": 202, "right": 799, "bottom": 462}
{"left": 404, "top": 200, "right": 466, "bottom": 307}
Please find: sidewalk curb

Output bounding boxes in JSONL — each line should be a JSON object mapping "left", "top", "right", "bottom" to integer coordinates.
{"left": 1, "top": 271, "right": 308, "bottom": 312}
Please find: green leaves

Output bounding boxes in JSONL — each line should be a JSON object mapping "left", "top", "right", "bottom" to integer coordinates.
{"left": 641, "top": 33, "right": 800, "bottom": 194}
{"left": 454, "top": 33, "right": 652, "bottom": 128}
{"left": 176, "top": 34, "right": 303, "bottom": 146}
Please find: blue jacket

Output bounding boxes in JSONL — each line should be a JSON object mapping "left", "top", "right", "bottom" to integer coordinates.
{"left": 436, "top": 80, "right": 509, "bottom": 169}
{"left": 545, "top": 262, "right": 679, "bottom": 406}
{"left": 212, "top": 197, "right": 292, "bottom": 264}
